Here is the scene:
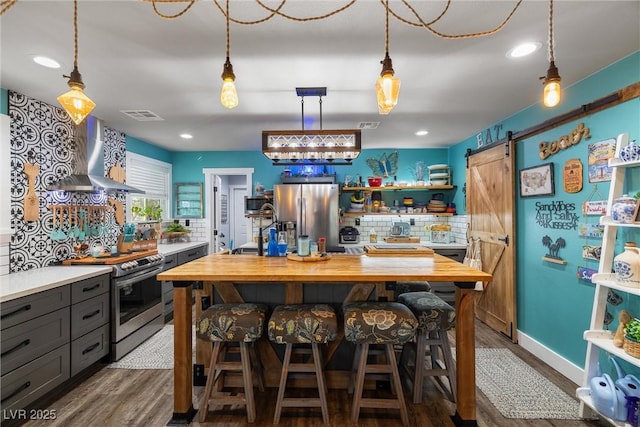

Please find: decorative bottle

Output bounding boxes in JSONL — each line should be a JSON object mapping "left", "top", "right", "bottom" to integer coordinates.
{"left": 267, "top": 227, "right": 278, "bottom": 256}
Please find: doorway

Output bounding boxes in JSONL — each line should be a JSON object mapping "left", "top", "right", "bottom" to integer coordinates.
{"left": 203, "top": 168, "right": 253, "bottom": 254}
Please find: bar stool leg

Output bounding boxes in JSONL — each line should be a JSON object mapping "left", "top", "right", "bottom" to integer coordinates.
{"left": 351, "top": 343, "right": 369, "bottom": 422}
{"left": 249, "top": 343, "right": 265, "bottom": 392}
{"left": 413, "top": 330, "right": 427, "bottom": 404}
{"left": 200, "top": 341, "right": 224, "bottom": 423}
{"left": 433, "top": 329, "right": 457, "bottom": 401}
{"left": 386, "top": 343, "right": 410, "bottom": 427}
{"left": 273, "top": 343, "right": 293, "bottom": 424}
{"left": 239, "top": 342, "right": 256, "bottom": 423}
{"left": 311, "top": 343, "right": 330, "bottom": 425}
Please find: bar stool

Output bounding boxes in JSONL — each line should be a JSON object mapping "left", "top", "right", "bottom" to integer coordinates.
{"left": 343, "top": 301, "right": 418, "bottom": 426}
{"left": 268, "top": 304, "right": 338, "bottom": 425}
{"left": 397, "top": 291, "right": 456, "bottom": 403}
{"left": 196, "top": 303, "right": 268, "bottom": 423}
{"left": 391, "top": 281, "right": 432, "bottom": 301}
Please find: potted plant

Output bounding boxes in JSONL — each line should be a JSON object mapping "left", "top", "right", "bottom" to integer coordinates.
{"left": 411, "top": 161, "right": 427, "bottom": 186}
{"left": 624, "top": 317, "right": 640, "bottom": 358}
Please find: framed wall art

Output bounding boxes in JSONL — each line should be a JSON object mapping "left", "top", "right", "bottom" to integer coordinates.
{"left": 520, "top": 163, "right": 555, "bottom": 197}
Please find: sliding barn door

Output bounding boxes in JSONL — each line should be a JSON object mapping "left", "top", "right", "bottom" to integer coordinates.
{"left": 467, "top": 142, "right": 517, "bottom": 342}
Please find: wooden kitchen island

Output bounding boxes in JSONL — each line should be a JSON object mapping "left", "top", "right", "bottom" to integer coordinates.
{"left": 157, "top": 252, "right": 492, "bottom": 426}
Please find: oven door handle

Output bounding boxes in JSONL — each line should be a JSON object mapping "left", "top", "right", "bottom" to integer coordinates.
{"left": 114, "top": 265, "right": 165, "bottom": 288}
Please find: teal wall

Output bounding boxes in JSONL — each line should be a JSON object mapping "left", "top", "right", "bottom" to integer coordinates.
{"left": 450, "top": 51, "right": 639, "bottom": 368}
{"left": 1, "top": 88, "right": 7, "bottom": 115}
{"left": 126, "top": 135, "right": 172, "bottom": 163}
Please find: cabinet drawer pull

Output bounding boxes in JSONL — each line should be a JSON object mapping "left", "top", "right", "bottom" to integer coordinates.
{"left": 0, "top": 304, "right": 31, "bottom": 320}
{"left": 434, "top": 290, "right": 455, "bottom": 294}
{"left": 186, "top": 251, "right": 198, "bottom": 257}
{"left": 82, "top": 342, "right": 101, "bottom": 355}
{"left": 1, "top": 339, "right": 31, "bottom": 358}
{"left": 165, "top": 259, "right": 175, "bottom": 265}
{"left": 82, "top": 309, "right": 101, "bottom": 320}
{"left": 82, "top": 283, "right": 101, "bottom": 293}
{"left": 1, "top": 381, "right": 31, "bottom": 404}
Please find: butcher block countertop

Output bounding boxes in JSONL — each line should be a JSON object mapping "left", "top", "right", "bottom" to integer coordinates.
{"left": 157, "top": 252, "right": 490, "bottom": 283}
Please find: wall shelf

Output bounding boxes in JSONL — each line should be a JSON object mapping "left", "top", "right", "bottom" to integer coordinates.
{"left": 175, "top": 183, "right": 203, "bottom": 219}
{"left": 342, "top": 185, "right": 455, "bottom": 191}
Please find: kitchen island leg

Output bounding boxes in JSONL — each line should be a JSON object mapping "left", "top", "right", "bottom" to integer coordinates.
{"left": 168, "top": 281, "right": 196, "bottom": 425}
{"left": 452, "top": 283, "right": 478, "bottom": 427}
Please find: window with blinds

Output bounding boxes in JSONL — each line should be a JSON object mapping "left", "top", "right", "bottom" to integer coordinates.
{"left": 126, "top": 152, "right": 172, "bottom": 222}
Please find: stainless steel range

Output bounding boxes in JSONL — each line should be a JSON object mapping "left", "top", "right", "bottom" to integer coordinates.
{"left": 110, "top": 252, "right": 165, "bottom": 361}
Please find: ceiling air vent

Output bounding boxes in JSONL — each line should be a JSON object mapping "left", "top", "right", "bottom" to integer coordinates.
{"left": 358, "top": 122, "right": 380, "bottom": 130}
{"left": 121, "top": 110, "right": 164, "bottom": 121}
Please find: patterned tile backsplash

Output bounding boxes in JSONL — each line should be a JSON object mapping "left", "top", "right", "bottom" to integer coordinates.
{"left": 8, "top": 91, "right": 127, "bottom": 273}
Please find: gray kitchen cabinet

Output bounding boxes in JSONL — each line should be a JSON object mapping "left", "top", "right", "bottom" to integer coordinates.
{"left": 162, "top": 244, "right": 208, "bottom": 322}
{"left": 0, "top": 286, "right": 71, "bottom": 415}
{"left": 177, "top": 244, "right": 208, "bottom": 265}
{"left": 70, "top": 274, "right": 110, "bottom": 375}
{"left": 0, "top": 345, "right": 70, "bottom": 415}
{"left": 0, "top": 272, "right": 111, "bottom": 417}
{"left": 161, "top": 254, "right": 178, "bottom": 321}
{"left": 430, "top": 247, "right": 466, "bottom": 306}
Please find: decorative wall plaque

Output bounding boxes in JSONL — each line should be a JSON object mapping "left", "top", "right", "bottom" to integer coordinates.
{"left": 563, "top": 158, "right": 583, "bottom": 193}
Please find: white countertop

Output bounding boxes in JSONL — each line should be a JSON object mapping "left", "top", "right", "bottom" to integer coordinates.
{"left": 0, "top": 265, "right": 113, "bottom": 303}
{"left": 0, "top": 241, "right": 209, "bottom": 303}
{"left": 157, "top": 241, "right": 209, "bottom": 256}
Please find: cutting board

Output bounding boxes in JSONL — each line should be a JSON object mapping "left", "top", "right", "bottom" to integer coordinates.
{"left": 63, "top": 249, "right": 158, "bottom": 265}
{"left": 364, "top": 245, "right": 434, "bottom": 257}
{"left": 385, "top": 236, "right": 420, "bottom": 243}
{"left": 23, "top": 163, "right": 40, "bottom": 222}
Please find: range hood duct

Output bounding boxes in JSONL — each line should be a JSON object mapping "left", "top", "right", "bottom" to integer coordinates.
{"left": 47, "top": 116, "right": 144, "bottom": 193}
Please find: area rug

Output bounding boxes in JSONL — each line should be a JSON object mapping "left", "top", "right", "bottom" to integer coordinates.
{"left": 108, "top": 325, "right": 195, "bottom": 370}
{"left": 457, "top": 347, "right": 581, "bottom": 420}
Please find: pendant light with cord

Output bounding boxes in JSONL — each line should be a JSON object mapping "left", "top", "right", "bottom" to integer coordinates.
{"left": 376, "top": 0, "right": 400, "bottom": 115}
{"left": 220, "top": 0, "right": 238, "bottom": 109}
{"left": 541, "top": 0, "right": 561, "bottom": 108}
{"left": 57, "top": 0, "right": 95, "bottom": 125}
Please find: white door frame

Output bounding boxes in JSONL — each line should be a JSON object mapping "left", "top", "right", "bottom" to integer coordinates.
{"left": 203, "top": 168, "right": 253, "bottom": 254}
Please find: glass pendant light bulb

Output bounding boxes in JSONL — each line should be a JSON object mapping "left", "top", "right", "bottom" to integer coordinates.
{"left": 57, "top": 67, "right": 95, "bottom": 125}
{"left": 542, "top": 61, "right": 561, "bottom": 108}
{"left": 221, "top": 77, "right": 238, "bottom": 109}
{"left": 220, "top": 58, "right": 238, "bottom": 109}
{"left": 376, "top": 71, "right": 400, "bottom": 114}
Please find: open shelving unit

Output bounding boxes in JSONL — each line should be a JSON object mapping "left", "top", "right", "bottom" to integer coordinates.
{"left": 578, "top": 133, "right": 640, "bottom": 425}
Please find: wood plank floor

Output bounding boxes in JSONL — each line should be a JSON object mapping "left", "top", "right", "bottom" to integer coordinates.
{"left": 22, "top": 320, "right": 609, "bottom": 427}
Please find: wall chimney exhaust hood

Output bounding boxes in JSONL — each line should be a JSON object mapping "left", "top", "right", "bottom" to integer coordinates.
{"left": 47, "top": 116, "right": 144, "bottom": 193}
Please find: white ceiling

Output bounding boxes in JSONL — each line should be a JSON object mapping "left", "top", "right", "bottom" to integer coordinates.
{"left": 1, "top": 1, "right": 638, "bottom": 152}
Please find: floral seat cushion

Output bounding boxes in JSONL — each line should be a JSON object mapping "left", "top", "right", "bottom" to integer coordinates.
{"left": 393, "top": 281, "right": 432, "bottom": 301}
{"left": 398, "top": 291, "right": 455, "bottom": 332}
{"left": 268, "top": 304, "right": 338, "bottom": 344}
{"left": 343, "top": 302, "right": 417, "bottom": 345}
{"left": 197, "top": 303, "right": 268, "bottom": 343}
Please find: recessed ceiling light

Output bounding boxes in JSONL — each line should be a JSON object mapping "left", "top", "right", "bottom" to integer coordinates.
{"left": 32, "top": 55, "right": 60, "bottom": 69}
{"left": 507, "top": 42, "right": 541, "bottom": 58}
{"left": 180, "top": 133, "right": 193, "bottom": 139}
{"left": 415, "top": 130, "right": 429, "bottom": 136}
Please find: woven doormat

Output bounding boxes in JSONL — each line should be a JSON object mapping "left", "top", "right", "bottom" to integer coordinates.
{"left": 108, "top": 325, "right": 195, "bottom": 370}
{"left": 456, "top": 347, "right": 581, "bottom": 420}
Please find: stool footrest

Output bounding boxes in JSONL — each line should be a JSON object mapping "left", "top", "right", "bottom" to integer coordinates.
{"left": 288, "top": 363, "right": 317, "bottom": 372}
{"left": 281, "top": 398, "right": 323, "bottom": 408}
{"left": 359, "top": 397, "right": 402, "bottom": 409}
{"left": 206, "top": 394, "right": 247, "bottom": 406}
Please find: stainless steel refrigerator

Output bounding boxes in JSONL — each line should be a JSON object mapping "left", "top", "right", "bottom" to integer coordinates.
{"left": 274, "top": 184, "right": 340, "bottom": 250}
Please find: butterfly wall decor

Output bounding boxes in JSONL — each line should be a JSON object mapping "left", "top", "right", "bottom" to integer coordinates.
{"left": 366, "top": 151, "right": 398, "bottom": 177}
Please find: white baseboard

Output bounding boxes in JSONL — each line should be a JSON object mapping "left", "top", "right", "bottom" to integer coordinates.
{"left": 517, "top": 329, "right": 585, "bottom": 386}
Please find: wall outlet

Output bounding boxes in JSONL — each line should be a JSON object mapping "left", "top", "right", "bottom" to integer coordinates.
{"left": 355, "top": 218, "right": 360, "bottom": 226}
{"left": 410, "top": 218, "right": 415, "bottom": 225}
{"left": 193, "top": 364, "right": 207, "bottom": 386}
